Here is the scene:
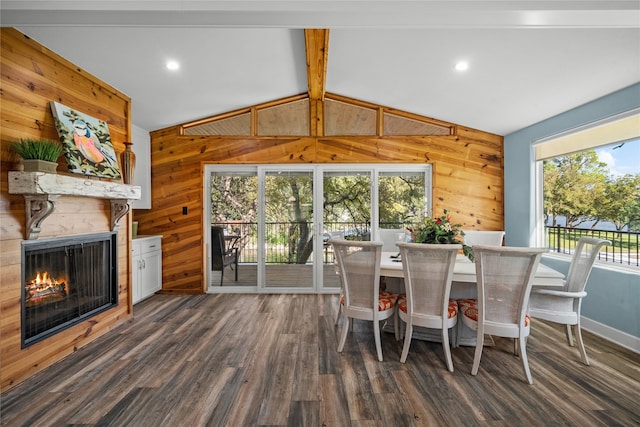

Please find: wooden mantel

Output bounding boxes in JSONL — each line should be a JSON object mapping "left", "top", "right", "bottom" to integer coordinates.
{"left": 8, "top": 171, "right": 141, "bottom": 240}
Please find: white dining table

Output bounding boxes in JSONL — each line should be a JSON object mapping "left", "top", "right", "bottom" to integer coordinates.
{"left": 379, "top": 251, "right": 565, "bottom": 346}
{"left": 380, "top": 252, "right": 565, "bottom": 286}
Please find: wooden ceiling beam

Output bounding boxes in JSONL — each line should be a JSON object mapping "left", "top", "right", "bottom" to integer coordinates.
{"left": 305, "top": 29, "right": 329, "bottom": 101}
{"left": 305, "top": 29, "right": 329, "bottom": 136}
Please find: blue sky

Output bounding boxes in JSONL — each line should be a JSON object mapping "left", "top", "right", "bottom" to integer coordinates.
{"left": 595, "top": 139, "right": 640, "bottom": 177}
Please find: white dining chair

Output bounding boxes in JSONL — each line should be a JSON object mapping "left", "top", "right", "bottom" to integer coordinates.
{"left": 395, "top": 242, "right": 461, "bottom": 371}
{"left": 459, "top": 245, "right": 548, "bottom": 384}
{"left": 377, "top": 228, "right": 408, "bottom": 252}
{"left": 331, "top": 239, "right": 398, "bottom": 362}
{"left": 463, "top": 230, "right": 505, "bottom": 247}
{"left": 529, "top": 237, "right": 611, "bottom": 365}
{"left": 324, "top": 231, "right": 346, "bottom": 325}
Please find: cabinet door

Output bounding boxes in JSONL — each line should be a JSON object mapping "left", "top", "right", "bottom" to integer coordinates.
{"left": 132, "top": 243, "right": 142, "bottom": 304}
{"left": 141, "top": 249, "right": 162, "bottom": 298}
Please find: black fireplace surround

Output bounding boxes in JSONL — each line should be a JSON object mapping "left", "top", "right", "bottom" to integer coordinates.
{"left": 21, "top": 232, "right": 118, "bottom": 347}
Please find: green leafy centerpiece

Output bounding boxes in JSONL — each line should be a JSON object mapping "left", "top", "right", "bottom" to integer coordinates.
{"left": 407, "top": 209, "right": 474, "bottom": 261}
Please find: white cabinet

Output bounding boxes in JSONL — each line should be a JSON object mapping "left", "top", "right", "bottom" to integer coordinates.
{"left": 132, "top": 235, "right": 162, "bottom": 304}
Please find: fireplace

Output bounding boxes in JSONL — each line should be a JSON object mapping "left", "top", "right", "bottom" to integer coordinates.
{"left": 21, "top": 232, "right": 118, "bottom": 347}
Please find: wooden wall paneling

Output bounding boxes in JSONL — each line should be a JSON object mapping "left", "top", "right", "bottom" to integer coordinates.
{"left": 0, "top": 28, "right": 133, "bottom": 392}
{"left": 138, "top": 122, "right": 503, "bottom": 295}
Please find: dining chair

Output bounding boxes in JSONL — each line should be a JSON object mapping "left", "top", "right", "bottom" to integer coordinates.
{"left": 211, "top": 226, "right": 238, "bottom": 286}
{"left": 323, "top": 231, "right": 346, "bottom": 325}
{"left": 377, "top": 228, "right": 408, "bottom": 252}
{"left": 462, "top": 230, "right": 505, "bottom": 247}
{"left": 459, "top": 245, "right": 548, "bottom": 384}
{"left": 330, "top": 239, "right": 398, "bottom": 362}
{"left": 395, "top": 242, "right": 461, "bottom": 371}
{"left": 529, "top": 237, "right": 611, "bottom": 365}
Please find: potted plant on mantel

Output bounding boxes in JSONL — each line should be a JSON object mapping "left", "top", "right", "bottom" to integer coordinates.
{"left": 11, "top": 138, "right": 63, "bottom": 174}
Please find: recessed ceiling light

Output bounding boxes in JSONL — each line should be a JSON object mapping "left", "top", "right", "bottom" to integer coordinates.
{"left": 454, "top": 61, "right": 469, "bottom": 72}
{"left": 166, "top": 60, "right": 180, "bottom": 71}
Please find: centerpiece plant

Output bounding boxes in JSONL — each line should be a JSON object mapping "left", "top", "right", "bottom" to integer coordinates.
{"left": 406, "top": 209, "right": 474, "bottom": 261}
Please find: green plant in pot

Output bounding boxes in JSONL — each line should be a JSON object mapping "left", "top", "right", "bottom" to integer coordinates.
{"left": 12, "top": 138, "right": 63, "bottom": 174}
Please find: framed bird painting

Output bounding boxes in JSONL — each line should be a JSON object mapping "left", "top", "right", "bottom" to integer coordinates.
{"left": 50, "top": 101, "right": 122, "bottom": 179}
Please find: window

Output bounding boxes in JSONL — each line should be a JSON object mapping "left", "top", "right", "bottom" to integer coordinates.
{"left": 534, "top": 111, "right": 640, "bottom": 267}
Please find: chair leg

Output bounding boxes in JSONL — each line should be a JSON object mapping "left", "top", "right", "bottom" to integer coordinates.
{"left": 234, "top": 259, "right": 238, "bottom": 281}
{"left": 337, "top": 317, "right": 350, "bottom": 353}
{"left": 334, "top": 302, "right": 342, "bottom": 326}
{"left": 394, "top": 310, "right": 400, "bottom": 341}
{"left": 574, "top": 323, "right": 590, "bottom": 366}
{"left": 220, "top": 267, "right": 224, "bottom": 286}
{"left": 565, "top": 324, "right": 574, "bottom": 346}
{"left": 400, "top": 322, "right": 412, "bottom": 363}
{"left": 442, "top": 327, "right": 454, "bottom": 372}
{"left": 451, "top": 322, "right": 458, "bottom": 348}
{"left": 374, "top": 320, "right": 383, "bottom": 361}
{"left": 471, "top": 326, "right": 484, "bottom": 376}
{"left": 519, "top": 335, "right": 533, "bottom": 384}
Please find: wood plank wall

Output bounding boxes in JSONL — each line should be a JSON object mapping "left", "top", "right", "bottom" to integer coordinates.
{"left": 136, "top": 99, "right": 504, "bottom": 295}
{"left": 0, "top": 28, "right": 133, "bottom": 392}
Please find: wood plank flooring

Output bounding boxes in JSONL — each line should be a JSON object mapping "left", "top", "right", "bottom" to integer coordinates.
{"left": 1, "top": 293, "right": 639, "bottom": 426}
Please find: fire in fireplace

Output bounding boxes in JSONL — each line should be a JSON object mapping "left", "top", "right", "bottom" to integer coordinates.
{"left": 21, "top": 232, "right": 118, "bottom": 347}
{"left": 25, "top": 271, "right": 68, "bottom": 307}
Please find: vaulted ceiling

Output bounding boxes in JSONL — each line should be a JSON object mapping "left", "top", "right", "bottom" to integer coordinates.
{"left": 2, "top": 1, "right": 639, "bottom": 135}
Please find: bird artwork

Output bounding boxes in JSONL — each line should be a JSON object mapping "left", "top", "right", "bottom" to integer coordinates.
{"left": 50, "top": 101, "right": 122, "bottom": 179}
{"left": 72, "top": 119, "right": 105, "bottom": 164}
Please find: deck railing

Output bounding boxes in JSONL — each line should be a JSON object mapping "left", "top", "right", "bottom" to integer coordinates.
{"left": 545, "top": 226, "right": 639, "bottom": 267}
{"left": 215, "top": 222, "right": 639, "bottom": 267}
{"left": 213, "top": 221, "right": 378, "bottom": 264}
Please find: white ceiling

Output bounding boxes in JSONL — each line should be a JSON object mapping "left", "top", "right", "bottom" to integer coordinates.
{"left": 2, "top": 1, "right": 639, "bottom": 135}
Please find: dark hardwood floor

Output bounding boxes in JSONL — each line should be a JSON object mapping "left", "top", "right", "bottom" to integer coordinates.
{"left": 1, "top": 293, "right": 639, "bottom": 426}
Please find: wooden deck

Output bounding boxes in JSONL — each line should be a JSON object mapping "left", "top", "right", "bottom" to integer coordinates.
{"left": 1, "top": 293, "right": 638, "bottom": 426}
{"left": 210, "top": 263, "right": 341, "bottom": 288}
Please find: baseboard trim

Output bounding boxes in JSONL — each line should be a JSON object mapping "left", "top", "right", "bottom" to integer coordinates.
{"left": 582, "top": 317, "right": 640, "bottom": 354}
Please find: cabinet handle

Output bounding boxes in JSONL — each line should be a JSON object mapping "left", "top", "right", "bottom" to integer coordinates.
{"left": 149, "top": 245, "right": 156, "bottom": 249}
{"left": 142, "top": 260, "right": 146, "bottom": 269}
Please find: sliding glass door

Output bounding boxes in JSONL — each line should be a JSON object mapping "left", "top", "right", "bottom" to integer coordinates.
{"left": 205, "top": 164, "right": 431, "bottom": 293}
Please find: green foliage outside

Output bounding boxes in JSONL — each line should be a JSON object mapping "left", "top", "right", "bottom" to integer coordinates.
{"left": 544, "top": 149, "right": 640, "bottom": 232}
{"left": 211, "top": 171, "right": 429, "bottom": 264}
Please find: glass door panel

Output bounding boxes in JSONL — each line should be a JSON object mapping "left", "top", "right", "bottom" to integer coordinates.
{"left": 209, "top": 170, "right": 258, "bottom": 288}
{"left": 263, "top": 170, "right": 314, "bottom": 289}
{"left": 378, "top": 171, "right": 428, "bottom": 230}
{"left": 322, "top": 170, "right": 372, "bottom": 290}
